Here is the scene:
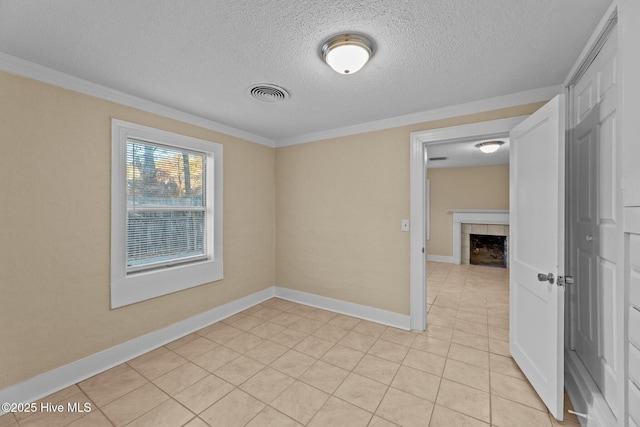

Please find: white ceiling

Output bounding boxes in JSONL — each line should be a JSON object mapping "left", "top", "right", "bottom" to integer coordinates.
{"left": 0, "top": 0, "right": 611, "bottom": 146}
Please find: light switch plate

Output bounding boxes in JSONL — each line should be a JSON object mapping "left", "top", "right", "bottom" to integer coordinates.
{"left": 401, "top": 219, "right": 410, "bottom": 231}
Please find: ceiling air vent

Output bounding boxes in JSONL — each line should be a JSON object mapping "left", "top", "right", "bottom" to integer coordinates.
{"left": 429, "top": 156, "right": 448, "bottom": 161}
{"left": 247, "top": 84, "right": 290, "bottom": 103}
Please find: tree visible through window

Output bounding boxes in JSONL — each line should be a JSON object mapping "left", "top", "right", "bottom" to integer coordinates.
{"left": 126, "top": 139, "right": 207, "bottom": 271}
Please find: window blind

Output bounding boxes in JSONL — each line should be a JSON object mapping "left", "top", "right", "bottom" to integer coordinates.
{"left": 125, "top": 138, "right": 208, "bottom": 272}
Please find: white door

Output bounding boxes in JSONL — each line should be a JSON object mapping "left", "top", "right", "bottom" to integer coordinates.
{"left": 569, "top": 28, "right": 619, "bottom": 414}
{"left": 509, "top": 94, "right": 566, "bottom": 420}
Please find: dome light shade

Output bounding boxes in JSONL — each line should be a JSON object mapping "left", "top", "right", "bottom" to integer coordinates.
{"left": 475, "top": 140, "right": 504, "bottom": 154}
{"left": 322, "top": 34, "right": 374, "bottom": 75}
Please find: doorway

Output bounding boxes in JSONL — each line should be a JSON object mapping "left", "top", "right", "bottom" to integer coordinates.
{"left": 409, "top": 116, "right": 529, "bottom": 331}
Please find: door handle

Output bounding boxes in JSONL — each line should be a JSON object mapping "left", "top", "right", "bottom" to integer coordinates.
{"left": 537, "top": 272, "right": 555, "bottom": 284}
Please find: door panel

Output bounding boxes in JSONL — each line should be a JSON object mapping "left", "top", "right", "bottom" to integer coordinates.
{"left": 599, "top": 259, "right": 616, "bottom": 366}
{"left": 509, "top": 94, "right": 565, "bottom": 420}
{"left": 569, "top": 28, "right": 619, "bottom": 415}
{"left": 599, "top": 114, "right": 616, "bottom": 221}
{"left": 577, "top": 248, "right": 595, "bottom": 341}
{"left": 573, "top": 106, "right": 599, "bottom": 359}
{"left": 575, "top": 79, "right": 594, "bottom": 123}
{"left": 576, "top": 125, "right": 595, "bottom": 223}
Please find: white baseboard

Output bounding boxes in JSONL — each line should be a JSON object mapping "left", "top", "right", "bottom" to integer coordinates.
{"left": 0, "top": 286, "right": 412, "bottom": 413}
{"left": 565, "top": 349, "right": 617, "bottom": 426}
{"left": 0, "top": 287, "right": 275, "bottom": 414}
{"left": 274, "top": 287, "right": 411, "bottom": 330}
{"left": 427, "top": 254, "right": 455, "bottom": 263}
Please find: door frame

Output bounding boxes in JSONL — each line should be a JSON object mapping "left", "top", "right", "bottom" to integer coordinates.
{"left": 409, "top": 116, "right": 528, "bottom": 330}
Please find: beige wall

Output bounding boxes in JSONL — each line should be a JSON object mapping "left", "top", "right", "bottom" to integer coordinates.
{"left": 0, "top": 72, "right": 275, "bottom": 389}
{"left": 427, "top": 165, "right": 510, "bottom": 258}
{"left": 275, "top": 103, "right": 543, "bottom": 315}
{"left": 0, "top": 67, "right": 543, "bottom": 390}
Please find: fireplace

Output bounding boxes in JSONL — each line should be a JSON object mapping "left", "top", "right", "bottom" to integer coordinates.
{"left": 470, "top": 234, "right": 507, "bottom": 268}
{"left": 450, "top": 210, "right": 509, "bottom": 265}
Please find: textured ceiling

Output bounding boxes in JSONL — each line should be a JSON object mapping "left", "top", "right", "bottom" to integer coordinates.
{"left": 0, "top": 0, "right": 612, "bottom": 146}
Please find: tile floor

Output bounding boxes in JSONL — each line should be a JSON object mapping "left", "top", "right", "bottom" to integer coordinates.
{"left": 0, "top": 262, "right": 581, "bottom": 426}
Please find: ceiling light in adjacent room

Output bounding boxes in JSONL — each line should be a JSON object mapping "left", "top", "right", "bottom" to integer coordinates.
{"left": 475, "top": 140, "right": 504, "bottom": 154}
{"left": 321, "top": 34, "right": 374, "bottom": 75}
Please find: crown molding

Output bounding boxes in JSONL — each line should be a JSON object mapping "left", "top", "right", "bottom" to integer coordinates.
{"left": 0, "top": 52, "right": 276, "bottom": 148}
{"left": 276, "top": 85, "right": 562, "bottom": 147}
{"left": 1, "top": 52, "right": 561, "bottom": 150}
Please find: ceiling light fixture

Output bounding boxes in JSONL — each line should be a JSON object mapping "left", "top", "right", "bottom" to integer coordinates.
{"left": 321, "top": 33, "right": 374, "bottom": 75}
{"left": 475, "top": 140, "right": 504, "bottom": 154}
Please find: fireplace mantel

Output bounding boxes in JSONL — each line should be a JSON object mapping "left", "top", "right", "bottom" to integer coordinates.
{"left": 450, "top": 210, "right": 509, "bottom": 264}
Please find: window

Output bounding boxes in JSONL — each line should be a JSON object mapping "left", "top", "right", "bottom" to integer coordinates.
{"left": 111, "top": 120, "right": 223, "bottom": 308}
{"left": 125, "top": 140, "right": 207, "bottom": 271}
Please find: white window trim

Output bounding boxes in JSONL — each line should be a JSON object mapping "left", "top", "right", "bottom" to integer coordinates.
{"left": 111, "top": 119, "right": 223, "bottom": 308}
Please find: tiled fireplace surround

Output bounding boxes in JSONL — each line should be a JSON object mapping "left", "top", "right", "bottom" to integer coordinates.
{"left": 451, "top": 210, "right": 510, "bottom": 265}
